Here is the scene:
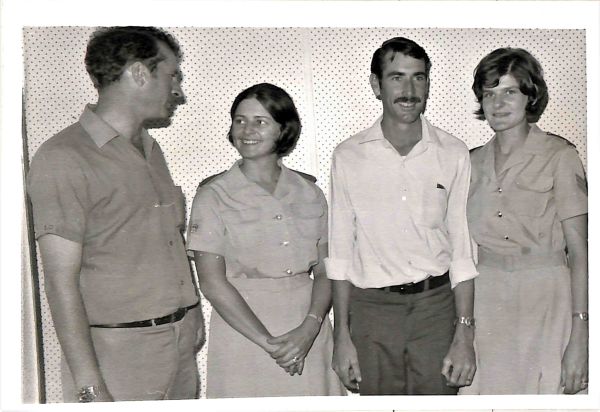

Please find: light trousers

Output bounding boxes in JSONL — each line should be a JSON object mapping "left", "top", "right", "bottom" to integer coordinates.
{"left": 61, "top": 308, "right": 199, "bottom": 402}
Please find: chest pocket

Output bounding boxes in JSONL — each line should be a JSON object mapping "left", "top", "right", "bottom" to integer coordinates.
{"left": 290, "top": 202, "right": 324, "bottom": 241}
{"left": 221, "top": 207, "right": 263, "bottom": 249}
{"left": 511, "top": 173, "right": 553, "bottom": 217}
{"left": 416, "top": 185, "right": 448, "bottom": 229}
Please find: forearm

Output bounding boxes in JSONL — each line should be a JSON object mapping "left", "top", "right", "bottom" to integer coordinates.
{"left": 195, "top": 251, "right": 274, "bottom": 351}
{"left": 451, "top": 279, "right": 475, "bottom": 342}
{"left": 332, "top": 280, "right": 353, "bottom": 340}
{"left": 45, "top": 276, "right": 105, "bottom": 388}
{"left": 564, "top": 215, "right": 588, "bottom": 342}
{"left": 38, "top": 234, "right": 107, "bottom": 393}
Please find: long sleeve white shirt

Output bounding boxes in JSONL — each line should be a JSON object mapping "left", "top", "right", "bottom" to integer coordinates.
{"left": 325, "top": 115, "right": 478, "bottom": 289}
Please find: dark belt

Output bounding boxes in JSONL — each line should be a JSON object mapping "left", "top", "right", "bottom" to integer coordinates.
{"left": 90, "top": 302, "right": 198, "bottom": 329}
{"left": 377, "top": 271, "right": 449, "bottom": 294}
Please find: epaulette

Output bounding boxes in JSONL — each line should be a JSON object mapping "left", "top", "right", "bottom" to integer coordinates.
{"left": 546, "top": 132, "right": 576, "bottom": 147}
{"left": 469, "top": 145, "right": 484, "bottom": 154}
{"left": 290, "top": 169, "right": 317, "bottom": 183}
{"left": 197, "top": 171, "right": 226, "bottom": 189}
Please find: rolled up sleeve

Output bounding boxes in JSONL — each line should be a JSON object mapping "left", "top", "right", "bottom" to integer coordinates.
{"left": 325, "top": 153, "right": 355, "bottom": 281}
{"left": 446, "top": 150, "right": 478, "bottom": 288}
{"left": 27, "top": 149, "right": 88, "bottom": 243}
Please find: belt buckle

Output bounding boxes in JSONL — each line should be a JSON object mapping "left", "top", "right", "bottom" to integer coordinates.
{"left": 151, "top": 318, "right": 157, "bottom": 327}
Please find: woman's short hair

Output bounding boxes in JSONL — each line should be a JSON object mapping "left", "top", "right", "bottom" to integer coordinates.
{"left": 85, "top": 26, "right": 181, "bottom": 90}
{"left": 228, "top": 83, "right": 302, "bottom": 157}
{"left": 472, "top": 47, "right": 548, "bottom": 122}
{"left": 371, "top": 37, "right": 431, "bottom": 80}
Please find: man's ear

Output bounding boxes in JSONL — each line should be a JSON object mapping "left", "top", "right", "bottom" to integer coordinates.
{"left": 369, "top": 73, "right": 382, "bottom": 100}
{"left": 128, "top": 61, "right": 148, "bottom": 87}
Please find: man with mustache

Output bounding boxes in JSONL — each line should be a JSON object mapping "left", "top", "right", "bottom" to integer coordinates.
{"left": 27, "top": 26, "right": 202, "bottom": 402}
{"left": 327, "top": 37, "right": 478, "bottom": 395}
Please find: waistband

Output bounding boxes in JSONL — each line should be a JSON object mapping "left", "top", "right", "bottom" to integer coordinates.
{"left": 90, "top": 302, "right": 198, "bottom": 328}
{"left": 478, "top": 249, "right": 567, "bottom": 272}
{"left": 228, "top": 272, "right": 311, "bottom": 292}
{"left": 373, "top": 271, "right": 449, "bottom": 294}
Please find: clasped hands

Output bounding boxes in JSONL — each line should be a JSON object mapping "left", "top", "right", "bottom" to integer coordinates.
{"left": 264, "top": 318, "right": 321, "bottom": 376}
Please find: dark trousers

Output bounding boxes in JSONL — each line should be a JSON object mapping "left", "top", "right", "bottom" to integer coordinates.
{"left": 349, "top": 283, "right": 457, "bottom": 395}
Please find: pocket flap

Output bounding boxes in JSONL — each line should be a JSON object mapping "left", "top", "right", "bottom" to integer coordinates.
{"left": 222, "top": 207, "right": 262, "bottom": 223}
{"left": 290, "top": 202, "right": 324, "bottom": 219}
{"left": 516, "top": 174, "right": 553, "bottom": 192}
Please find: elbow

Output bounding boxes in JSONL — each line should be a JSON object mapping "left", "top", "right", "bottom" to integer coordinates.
{"left": 197, "top": 276, "right": 226, "bottom": 303}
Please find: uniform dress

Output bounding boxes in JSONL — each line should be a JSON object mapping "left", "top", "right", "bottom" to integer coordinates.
{"left": 461, "top": 125, "right": 588, "bottom": 394}
{"left": 187, "top": 160, "right": 346, "bottom": 398}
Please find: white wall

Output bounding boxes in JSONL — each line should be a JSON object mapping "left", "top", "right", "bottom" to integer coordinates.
{"left": 23, "top": 26, "right": 587, "bottom": 402}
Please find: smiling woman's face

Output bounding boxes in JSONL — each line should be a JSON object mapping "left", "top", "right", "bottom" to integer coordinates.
{"left": 230, "top": 98, "right": 282, "bottom": 160}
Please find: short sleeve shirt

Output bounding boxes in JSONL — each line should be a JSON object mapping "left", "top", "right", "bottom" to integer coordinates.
{"left": 468, "top": 124, "right": 588, "bottom": 256}
{"left": 27, "top": 105, "right": 198, "bottom": 324}
{"left": 187, "top": 160, "right": 328, "bottom": 279}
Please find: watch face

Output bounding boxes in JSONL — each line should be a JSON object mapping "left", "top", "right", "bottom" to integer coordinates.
{"left": 78, "top": 386, "right": 97, "bottom": 402}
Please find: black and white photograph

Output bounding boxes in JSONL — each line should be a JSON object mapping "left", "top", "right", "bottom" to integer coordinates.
{"left": 1, "top": 1, "right": 599, "bottom": 412}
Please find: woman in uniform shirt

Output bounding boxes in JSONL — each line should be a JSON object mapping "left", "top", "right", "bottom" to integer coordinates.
{"left": 462, "top": 48, "right": 588, "bottom": 394}
{"left": 187, "top": 83, "right": 345, "bottom": 398}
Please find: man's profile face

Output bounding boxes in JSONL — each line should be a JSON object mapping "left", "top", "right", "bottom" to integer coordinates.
{"left": 372, "top": 51, "right": 429, "bottom": 125}
{"left": 141, "top": 41, "right": 185, "bottom": 124}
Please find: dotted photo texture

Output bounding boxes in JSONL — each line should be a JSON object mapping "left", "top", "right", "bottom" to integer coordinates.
{"left": 23, "top": 27, "right": 586, "bottom": 402}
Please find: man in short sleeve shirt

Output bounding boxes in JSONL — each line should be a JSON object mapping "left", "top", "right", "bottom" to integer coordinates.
{"left": 27, "top": 27, "right": 202, "bottom": 402}
{"left": 327, "top": 37, "right": 478, "bottom": 395}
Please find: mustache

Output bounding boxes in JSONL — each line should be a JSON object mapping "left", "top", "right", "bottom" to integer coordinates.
{"left": 393, "top": 96, "right": 422, "bottom": 104}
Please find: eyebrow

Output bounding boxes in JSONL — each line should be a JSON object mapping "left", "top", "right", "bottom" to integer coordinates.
{"left": 385, "top": 70, "right": 427, "bottom": 78}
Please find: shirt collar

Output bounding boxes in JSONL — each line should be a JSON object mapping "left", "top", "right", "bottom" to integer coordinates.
{"left": 226, "top": 158, "right": 294, "bottom": 199}
{"left": 358, "top": 114, "right": 440, "bottom": 148}
{"left": 476, "top": 123, "right": 548, "bottom": 178}
{"left": 521, "top": 124, "right": 552, "bottom": 154}
{"left": 79, "top": 104, "right": 153, "bottom": 151}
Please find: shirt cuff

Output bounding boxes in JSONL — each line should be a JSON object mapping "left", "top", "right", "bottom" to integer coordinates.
{"left": 449, "top": 258, "right": 478, "bottom": 289}
{"left": 557, "top": 204, "right": 588, "bottom": 222}
{"left": 186, "top": 236, "right": 225, "bottom": 257}
{"left": 324, "top": 257, "right": 351, "bottom": 281}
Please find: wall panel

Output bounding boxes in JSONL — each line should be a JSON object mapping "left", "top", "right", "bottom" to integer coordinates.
{"left": 23, "top": 26, "right": 586, "bottom": 402}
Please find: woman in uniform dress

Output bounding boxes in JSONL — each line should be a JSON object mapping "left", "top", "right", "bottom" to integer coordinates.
{"left": 462, "top": 48, "right": 588, "bottom": 394}
{"left": 187, "top": 83, "right": 345, "bottom": 398}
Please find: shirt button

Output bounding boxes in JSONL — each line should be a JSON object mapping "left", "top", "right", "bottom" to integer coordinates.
{"left": 497, "top": 211, "right": 503, "bottom": 217}
{"left": 401, "top": 196, "right": 407, "bottom": 201}
{"left": 169, "top": 240, "right": 174, "bottom": 246}
{"left": 498, "top": 188, "right": 502, "bottom": 193}
{"left": 285, "top": 269, "right": 293, "bottom": 275}
{"left": 274, "top": 214, "right": 283, "bottom": 220}
{"left": 180, "top": 280, "right": 185, "bottom": 286}
{"left": 408, "top": 260, "right": 412, "bottom": 265}
{"left": 504, "top": 235, "right": 510, "bottom": 240}
{"left": 281, "top": 241, "right": 290, "bottom": 246}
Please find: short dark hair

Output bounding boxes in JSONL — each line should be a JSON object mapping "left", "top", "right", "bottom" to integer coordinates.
{"left": 472, "top": 47, "right": 548, "bottom": 122}
{"left": 85, "top": 26, "right": 181, "bottom": 89}
{"left": 371, "top": 37, "right": 431, "bottom": 79}
{"left": 228, "top": 83, "right": 301, "bottom": 157}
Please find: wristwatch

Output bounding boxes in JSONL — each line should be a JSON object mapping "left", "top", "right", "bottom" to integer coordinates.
{"left": 78, "top": 385, "right": 98, "bottom": 403}
{"left": 454, "top": 316, "right": 476, "bottom": 328}
{"left": 573, "top": 312, "right": 589, "bottom": 321}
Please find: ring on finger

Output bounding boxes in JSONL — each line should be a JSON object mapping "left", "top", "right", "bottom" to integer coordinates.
{"left": 292, "top": 356, "right": 299, "bottom": 363}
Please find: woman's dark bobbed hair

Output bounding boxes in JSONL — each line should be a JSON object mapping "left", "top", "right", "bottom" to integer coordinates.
{"left": 472, "top": 47, "right": 549, "bottom": 123}
{"left": 228, "top": 83, "right": 301, "bottom": 157}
